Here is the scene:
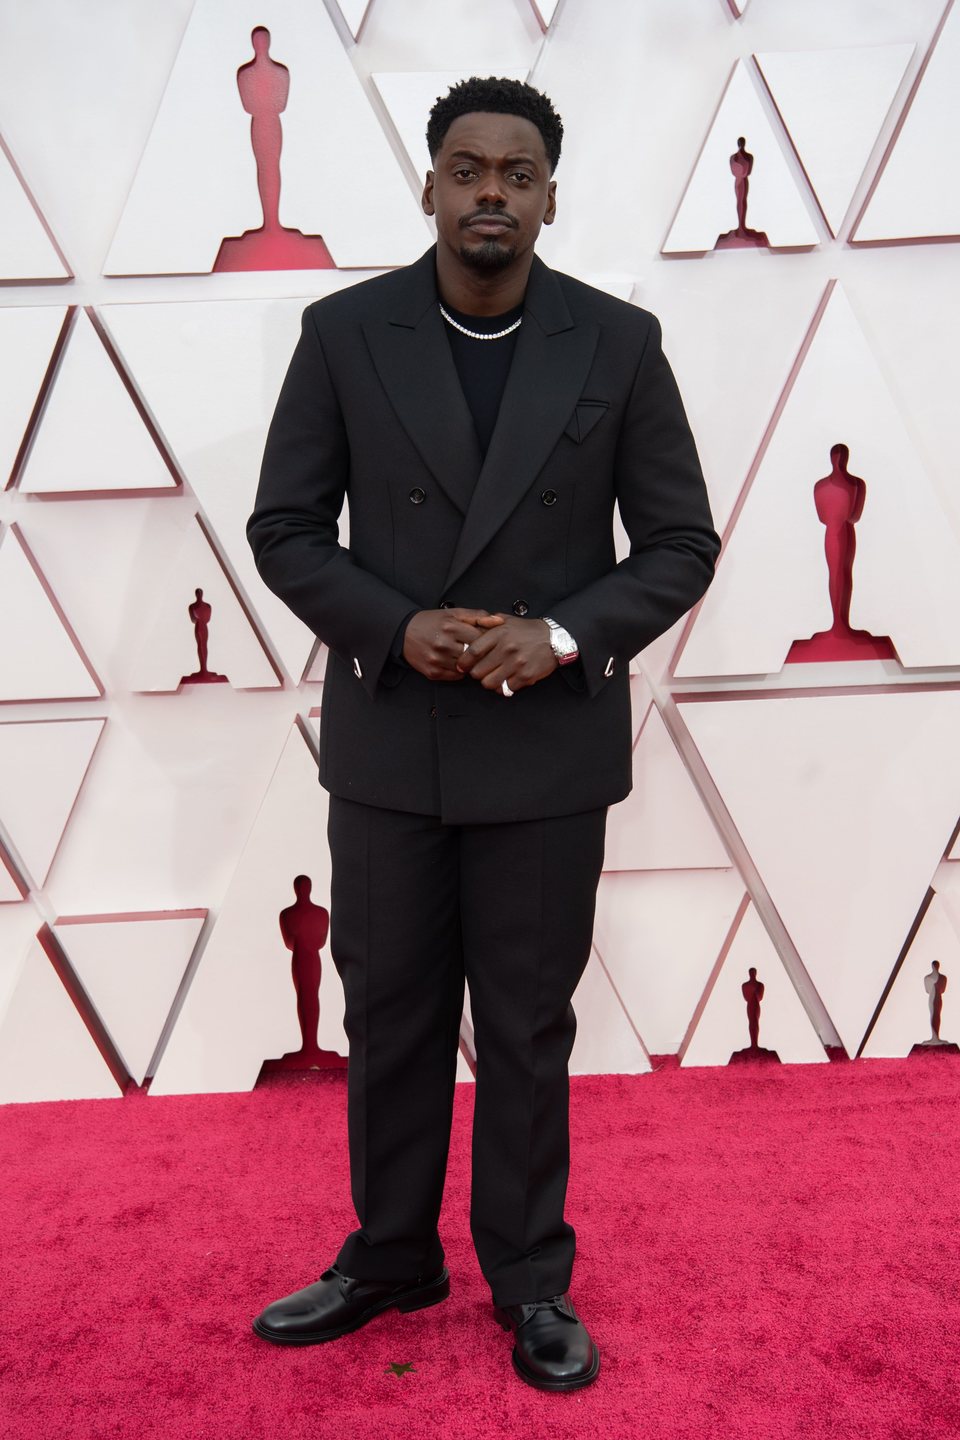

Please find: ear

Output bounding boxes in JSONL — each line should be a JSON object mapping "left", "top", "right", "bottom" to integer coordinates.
{"left": 422, "top": 170, "right": 435, "bottom": 217}
{"left": 543, "top": 179, "right": 557, "bottom": 227}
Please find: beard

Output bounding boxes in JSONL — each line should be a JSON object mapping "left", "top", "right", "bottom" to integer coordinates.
{"left": 458, "top": 236, "right": 517, "bottom": 271}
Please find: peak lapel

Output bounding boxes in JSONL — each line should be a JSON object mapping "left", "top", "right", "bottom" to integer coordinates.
{"left": 362, "top": 250, "right": 481, "bottom": 515}
{"left": 442, "top": 259, "right": 599, "bottom": 594}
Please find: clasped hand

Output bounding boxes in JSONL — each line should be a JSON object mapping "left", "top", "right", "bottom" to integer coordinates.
{"left": 402, "top": 608, "right": 558, "bottom": 693}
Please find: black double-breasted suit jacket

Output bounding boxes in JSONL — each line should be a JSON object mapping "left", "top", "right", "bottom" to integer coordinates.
{"left": 248, "top": 247, "right": 720, "bottom": 824}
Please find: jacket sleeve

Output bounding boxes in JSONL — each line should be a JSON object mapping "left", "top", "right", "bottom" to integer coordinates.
{"left": 246, "top": 305, "right": 417, "bottom": 697}
{"left": 547, "top": 315, "right": 720, "bottom": 697}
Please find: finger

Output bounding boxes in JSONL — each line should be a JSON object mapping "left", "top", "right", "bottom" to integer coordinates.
{"left": 456, "top": 632, "right": 502, "bottom": 672}
{"left": 448, "top": 608, "right": 491, "bottom": 623}
{"left": 474, "top": 614, "right": 506, "bottom": 628}
{"left": 479, "top": 664, "right": 528, "bottom": 693}
{"left": 441, "top": 621, "right": 488, "bottom": 648}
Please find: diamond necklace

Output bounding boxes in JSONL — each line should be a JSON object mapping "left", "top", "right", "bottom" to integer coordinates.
{"left": 439, "top": 302, "right": 523, "bottom": 341}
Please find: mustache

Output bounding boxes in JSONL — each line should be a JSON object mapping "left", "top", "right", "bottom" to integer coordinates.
{"left": 459, "top": 209, "right": 519, "bottom": 229}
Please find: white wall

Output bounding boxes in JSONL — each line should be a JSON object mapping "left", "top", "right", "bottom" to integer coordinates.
{"left": 1, "top": 0, "right": 958, "bottom": 1101}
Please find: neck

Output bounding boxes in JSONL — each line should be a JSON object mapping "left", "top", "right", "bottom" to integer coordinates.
{"left": 435, "top": 244, "right": 534, "bottom": 315}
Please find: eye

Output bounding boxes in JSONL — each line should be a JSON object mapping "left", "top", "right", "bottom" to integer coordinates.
{"left": 453, "top": 167, "right": 476, "bottom": 181}
{"left": 509, "top": 172, "right": 532, "bottom": 184}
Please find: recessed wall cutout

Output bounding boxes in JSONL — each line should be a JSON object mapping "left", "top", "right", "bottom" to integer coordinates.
{"left": 179, "top": 588, "right": 228, "bottom": 687}
{"left": 786, "top": 443, "right": 897, "bottom": 664}
{"left": 912, "top": 961, "right": 960, "bottom": 1056}
{"left": 715, "top": 138, "right": 770, "bottom": 249}
{"left": 260, "top": 875, "right": 346, "bottom": 1074}
{"left": 214, "top": 27, "right": 334, "bottom": 273}
{"left": 729, "top": 967, "right": 780, "bottom": 1063}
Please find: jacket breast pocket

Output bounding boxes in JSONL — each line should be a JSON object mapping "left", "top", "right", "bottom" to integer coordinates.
{"left": 563, "top": 400, "right": 609, "bottom": 444}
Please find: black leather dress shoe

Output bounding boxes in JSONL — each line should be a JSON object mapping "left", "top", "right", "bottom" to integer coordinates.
{"left": 494, "top": 1293, "right": 600, "bottom": 1391}
{"left": 252, "top": 1264, "right": 450, "bottom": 1345}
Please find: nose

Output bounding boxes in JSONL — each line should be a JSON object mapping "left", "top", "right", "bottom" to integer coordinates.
{"left": 475, "top": 169, "right": 507, "bottom": 207}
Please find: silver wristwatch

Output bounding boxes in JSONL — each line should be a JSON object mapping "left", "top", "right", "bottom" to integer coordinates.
{"left": 542, "top": 616, "right": 580, "bottom": 666}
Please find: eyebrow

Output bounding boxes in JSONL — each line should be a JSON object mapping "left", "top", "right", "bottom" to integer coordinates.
{"left": 449, "top": 148, "right": 539, "bottom": 167}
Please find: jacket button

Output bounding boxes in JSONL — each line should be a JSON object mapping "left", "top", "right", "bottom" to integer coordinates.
{"left": 439, "top": 600, "right": 453, "bottom": 609}
{"left": 409, "top": 487, "right": 426, "bottom": 505}
{"left": 540, "top": 489, "right": 558, "bottom": 506}
{"left": 429, "top": 706, "right": 438, "bottom": 719}
{"left": 513, "top": 600, "right": 529, "bottom": 617}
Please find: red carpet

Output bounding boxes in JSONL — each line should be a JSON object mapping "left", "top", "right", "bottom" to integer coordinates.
{"left": 3, "top": 1056, "right": 960, "bottom": 1439}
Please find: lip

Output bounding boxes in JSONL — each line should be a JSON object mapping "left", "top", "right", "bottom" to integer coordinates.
{"left": 465, "top": 219, "right": 513, "bottom": 235}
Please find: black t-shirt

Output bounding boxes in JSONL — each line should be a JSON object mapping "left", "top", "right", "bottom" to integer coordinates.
{"left": 440, "top": 300, "right": 524, "bottom": 455}
{"left": 390, "top": 298, "right": 525, "bottom": 662}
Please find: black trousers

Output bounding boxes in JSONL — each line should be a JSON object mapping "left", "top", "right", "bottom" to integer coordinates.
{"left": 326, "top": 796, "right": 608, "bottom": 1308}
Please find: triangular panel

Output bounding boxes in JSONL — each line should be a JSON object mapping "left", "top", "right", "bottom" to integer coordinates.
{"left": 54, "top": 912, "right": 206, "bottom": 1084}
{"left": 127, "top": 517, "right": 280, "bottom": 691}
{"left": 570, "top": 948, "right": 651, "bottom": 1075}
{"left": 0, "top": 527, "right": 102, "bottom": 701}
{"left": 530, "top": 0, "right": 562, "bottom": 28}
{"left": 0, "top": 845, "right": 27, "bottom": 903}
{"left": 605, "top": 700, "right": 730, "bottom": 872}
{"left": 105, "top": 0, "right": 429, "bottom": 274}
{"left": 676, "top": 284, "right": 960, "bottom": 677}
{"left": 655, "top": 272, "right": 825, "bottom": 533}
{"left": 151, "top": 722, "right": 346, "bottom": 1095}
{"left": 681, "top": 902, "right": 828, "bottom": 1066}
{"left": 332, "top": 0, "right": 373, "bottom": 39}
{"left": 855, "top": 5, "right": 960, "bottom": 243}
{"left": 0, "top": 718, "right": 105, "bottom": 888}
{"left": 0, "top": 937, "right": 121, "bottom": 1103}
{"left": 104, "top": 298, "right": 327, "bottom": 681}
{"left": 0, "top": 306, "right": 67, "bottom": 486}
{"left": 0, "top": 135, "right": 70, "bottom": 282}
{"left": 862, "top": 893, "right": 960, "bottom": 1058}
{"left": 19, "top": 310, "right": 178, "bottom": 495}
{"left": 663, "top": 60, "right": 819, "bottom": 253}
{"left": 593, "top": 869, "right": 746, "bottom": 1055}
{"left": 681, "top": 689, "right": 960, "bottom": 1055}
{"left": 756, "top": 44, "right": 914, "bottom": 236}
{"left": 0, "top": 903, "right": 42, "bottom": 1015}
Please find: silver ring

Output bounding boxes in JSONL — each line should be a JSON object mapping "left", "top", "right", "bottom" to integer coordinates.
{"left": 501, "top": 680, "right": 514, "bottom": 698}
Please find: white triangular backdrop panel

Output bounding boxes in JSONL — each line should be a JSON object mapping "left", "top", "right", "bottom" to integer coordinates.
{"left": 0, "top": 306, "right": 65, "bottom": 482}
{"left": 0, "top": 136, "right": 69, "bottom": 280}
{"left": 663, "top": 60, "right": 820, "bottom": 253}
{"left": 756, "top": 44, "right": 914, "bottom": 236}
{"left": 676, "top": 284, "right": 960, "bottom": 677}
{"left": 855, "top": 3, "right": 960, "bottom": 242}
{"left": 151, "top": 722, "right": 346, "bottom": 1095}
{"left": 54, "top": 912, "right": 207, "bottom": 1085}
{"left": 19, "top": 310, "right": 176, "bottom": 495}
{"left": 681, "top": 902, "right": 829, "bottom": 1066}
{"left": 104, "top": 0, "right": 430, "bottom": 274}
{"left": 681, "top": 689, "right": 960, "bottom": 1056}
{"left": 0, "top": 719, "right": 104, "bottom": 888}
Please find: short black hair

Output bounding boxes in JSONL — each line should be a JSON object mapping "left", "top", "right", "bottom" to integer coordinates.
{"left": 426, "top": 76, "right": 563, "bottom": 174}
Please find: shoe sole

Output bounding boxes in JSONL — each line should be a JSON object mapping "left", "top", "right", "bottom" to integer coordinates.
{"left": 251, "top": 1269, "right": 450, "bottom": 1346}
{"left": 511, "top": 1343, "right": 600, "bottom": 1392}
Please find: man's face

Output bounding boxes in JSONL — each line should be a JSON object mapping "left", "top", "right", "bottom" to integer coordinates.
{"left": 422, "top": 111, "right": 556, "bottom": 275}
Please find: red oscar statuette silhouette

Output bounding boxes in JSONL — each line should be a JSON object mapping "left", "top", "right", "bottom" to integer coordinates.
{"left": 715, "top": 137, "right": 770, "bottom": 250}
{"left": 180, "top": 587, "right": 228, "bottom": 686}
{"left": 729, "top": 967, "right": 780, "bottom": 1063}
{"left": 214, "top": 26, "right": 334, "bottom": 273}
{"left": 911, "top": 960, "right": 959, "bottom": 1055}
{"left": 786, "top": 444, "right": 897, "bottom": 664}
{"left": 261, "top": 875, "right": 346, "bottom": 1072}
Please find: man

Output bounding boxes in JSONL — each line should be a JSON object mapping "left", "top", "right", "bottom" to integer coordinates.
{"left": 246, "top": 76, "right": 719, "bottom": 1391}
